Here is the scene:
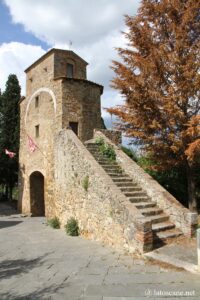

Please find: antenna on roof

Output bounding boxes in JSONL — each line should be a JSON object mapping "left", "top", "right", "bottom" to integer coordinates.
{"left": 69, "top": 40, "right": 73, "bottom": 50}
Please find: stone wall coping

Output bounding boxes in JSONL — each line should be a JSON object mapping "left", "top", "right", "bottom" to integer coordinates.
{"left": 94, "top": 130, "right": 198, "bottom": 235}
{"left": 61, "top": 129, "right": 148, "bottom": 226}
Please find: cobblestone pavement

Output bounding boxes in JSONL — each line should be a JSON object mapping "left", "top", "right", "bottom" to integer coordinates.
{"left": 0, "top": 205, "right": 199, "bottom": 300}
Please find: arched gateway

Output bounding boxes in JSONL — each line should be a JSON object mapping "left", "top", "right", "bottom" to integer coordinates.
{"left": 30, "top": 171, "right": 45, "bottom": 216}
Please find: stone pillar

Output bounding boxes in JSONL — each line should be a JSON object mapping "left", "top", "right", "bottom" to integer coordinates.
{"left": 135, "top": 219, "right": 153, "bottom": 253}
{"left": 197, "top": 229, "right": 200, "bottom": 267}
{"left": 185, "top": 212, "right": 198, "bottom": 237}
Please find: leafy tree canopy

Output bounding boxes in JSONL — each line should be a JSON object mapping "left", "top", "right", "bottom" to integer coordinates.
{"left": 108, "top": 0, "right": 200, "bottom": 211}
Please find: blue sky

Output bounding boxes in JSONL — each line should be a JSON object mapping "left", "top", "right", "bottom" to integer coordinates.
{"left": 0, "top": 0, "right": 140, "bottom": 130}
{"left": 0, "top": 1, "right": 48, "bottom": 48}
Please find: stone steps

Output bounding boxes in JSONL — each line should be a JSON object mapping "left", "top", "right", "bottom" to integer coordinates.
{"left": 145, "top": 214, "right": 169, "bottom": 224}
{"left": 140, "top": 207, "right": 163, "bottom": 217}
{"left": 99, "top": 163, "right": 119, "bottom": 167}
{"left": 115, "top": 182, "right": 138, "bottom": 187}
{"left": 104, "top": 168, "right": 123, "bottom": 174}
{"left": 107, "top": 173, "right": 127, "bottom": 177}
{"left": 135, "top": 202, "right": 157, "bottom": 209}
{"left": 86, "top": 142, "right": 183, "bottom": 249}
{"left": 154, "top": 229, "right": 182, "bottom": 241}
{"left": 112, "top": 178, "right": 133, "bottom": 183}
{"left": 152, "top": 222, "right": 175, "bottom": 233}
{"left": 120, "top": 187, "right": 142, "bottom": 193}
{"left": 128, "top": 196, "right": 151, "bottom": 203}
{"left": 124, "top": 191, "right": 147, "bottom": 197}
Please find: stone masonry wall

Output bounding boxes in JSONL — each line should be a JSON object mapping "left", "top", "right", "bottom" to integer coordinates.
{"left": 19, "top": 88, "right": 57, "bottom": 217}
{"left": 19, "top": 49, "right": 103, "bottom": 216}
{"left": 54, "top": 50, "right": 87, "bottom": 79}
{"left": 19, "top": 53, "right": 63, "bottom": 216}
{"left": 94, "top": 129, "right": 122, "bottom": 145}
{"left": 94, "top": 131, "right": 198, "bottom": 237}
{"left": 61, "top": 79, "right": 102, "bottom": 141}
{"left": 54, "top": 129, "right": 153, "bottom": 253}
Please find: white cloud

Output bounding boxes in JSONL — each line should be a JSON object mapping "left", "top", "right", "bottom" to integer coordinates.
{"left": 0, "top": 42, "right": 45, "bottom": 94}
{"left": 2, "top": 0, "right": 141, "bottom": 116}
{"left": 3, "top": 0, "right": 140, "bottom": 90}
{"left": 4, "top": 0, "right": 140, "bottom": 47}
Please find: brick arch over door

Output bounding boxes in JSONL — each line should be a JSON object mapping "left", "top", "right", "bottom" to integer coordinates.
{"left": 25, "top": 87, "right": 57, "bottom": 125}
{"left": 30, "top": 171, "right": 45, "bottom": 216}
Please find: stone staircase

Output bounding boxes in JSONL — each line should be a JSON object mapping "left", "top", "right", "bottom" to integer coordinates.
{"left": 86, "top": 142, "right": 182, "bottom": 249}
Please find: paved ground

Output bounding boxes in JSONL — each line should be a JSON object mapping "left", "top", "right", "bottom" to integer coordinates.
{"left": 154, "top": 238, "right": 197, "bottom": 265}
{"left": 145, "top": 236, "right": 199, "bottom": 274}
{"left": 0, "top": 203, "right": 200, "bottom": 300}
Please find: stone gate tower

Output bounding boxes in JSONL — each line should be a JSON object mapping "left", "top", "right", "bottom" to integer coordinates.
{"left": 18, "top": 48, "right": 103, "bottom": 216}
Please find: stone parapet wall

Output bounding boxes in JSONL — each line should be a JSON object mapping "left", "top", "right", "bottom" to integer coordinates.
{"left": 94, "top": 129, "right": 122, "bottom": 145}
{"left": 94, "top": 131, "right": 198, "bottom": 237}
{"left": 54, "top": 129, "right": 153, "bottom": 253}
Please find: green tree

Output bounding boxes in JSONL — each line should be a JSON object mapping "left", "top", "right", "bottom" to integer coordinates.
{"left": 108, "top": 0, "right": 200, "bottom": 211}
{"left": 0, "top": 74, "right": 21, "bottom": 200}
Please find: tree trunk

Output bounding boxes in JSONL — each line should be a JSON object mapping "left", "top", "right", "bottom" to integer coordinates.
{"left": 5, "top": 184, "right": 9, "bottom": 201}
{"left": 9, "top": 185, "right": 13, "bottom": 202}
{"left": 186, "top": 162, "right": 197, "bottom": 212}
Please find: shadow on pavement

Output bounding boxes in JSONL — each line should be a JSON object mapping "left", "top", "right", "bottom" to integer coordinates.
{"left": 0, "top": 221, "right": 22, "bottom": 229}
{"left": 0, "top": 255, "right": 48, "bottom": 281}
{"left": 0, "top": 284, "right": 61, "bottom": 300}
{"left": 0, "top": 220, "right": 22, "bottom": 229}
{"left": 0, "top": 202, "right": 18, "bottom": 217}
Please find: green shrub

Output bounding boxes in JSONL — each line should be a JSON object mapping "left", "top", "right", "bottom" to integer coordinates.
{"left": 121, "top": 146, "right": 138, "bottom": 162}
{"left": 95, "top": 137, "right": 116, "bottom": 161}
{"left": 100, "top": 143, "right": 116, "bottom": 161}
{"left": 95, "top": 137, "right": 104, "bottom": 145}
{"left": 65, "top": 217, "right": 79, "bottom": 236}
{"left": 82, "top": 175, "right": 89, "bottom": 191}
{"left": 47, "top": 217, "right": 60, "bottom": 229}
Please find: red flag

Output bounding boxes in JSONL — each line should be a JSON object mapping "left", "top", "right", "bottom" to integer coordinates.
{"left": 5, "top": 149, "right": 16, "bottom": 158}
{"left": 28, "top": 136, "right": 37, "bottom": 153}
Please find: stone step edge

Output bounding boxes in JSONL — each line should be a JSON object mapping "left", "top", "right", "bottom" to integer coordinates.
{"left": 155, "top": 229, "right": 182, "bottom": 240}
{"left": 144, "top": 252, "right": 199, "bottom": 274}
{"left": 152, "top": 222, "right": 175, "bottom": 232}
{"left": 145, "top": 214, "right": 169, "bottom": 224}
{"left": 135, "top": 202, "right": 157, "bottom": 208}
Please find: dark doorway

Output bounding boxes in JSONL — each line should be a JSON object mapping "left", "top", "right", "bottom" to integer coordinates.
{"left": 69, "top": 122, "right": 78, "bottom": 135}
{"left": 30, "top": 171, "right": 45, "bottom": 216}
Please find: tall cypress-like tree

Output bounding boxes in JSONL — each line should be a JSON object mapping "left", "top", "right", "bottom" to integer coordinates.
{"left": 0, "top": 74, "right": 21, "bottom": 200}
{"left": 108, "top": 0, "right": 200, "bottom": 211}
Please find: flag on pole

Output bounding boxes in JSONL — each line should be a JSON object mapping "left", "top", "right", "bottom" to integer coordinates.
{"left": 28, "top": 136, "right": 37, "bottom": 153}
{"left": 5, "top": 149, "right": 16, "bottom": 158}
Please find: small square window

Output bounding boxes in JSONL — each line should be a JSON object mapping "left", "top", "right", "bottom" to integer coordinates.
{"left": 35, "top": 125, "right": 39, "bottom": 138}
{"left": 35, "top": 96, "right": 39, "bottom": 108}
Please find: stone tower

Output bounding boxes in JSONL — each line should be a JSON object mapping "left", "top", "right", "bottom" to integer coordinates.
{"left": 18, "top": 48, "right": 103, "bottom": 216}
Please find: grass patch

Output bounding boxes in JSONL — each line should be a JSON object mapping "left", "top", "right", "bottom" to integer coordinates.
{"left": 95, "top": 138, "right": 116, "bottom": 161}
{"left": 82, "top": 175, "right": 89, "bottom": 191}
{"left": 100, "top": 143, "right": 116, "bottom": 161}
{"left": 95, "top": 137, "right": 104, "bottom": 145}
{"left": 47, "top": 217, "right": 60, "bottom": 229}
{"left": 65, "top": 217, "right": 79, "bottom": 236}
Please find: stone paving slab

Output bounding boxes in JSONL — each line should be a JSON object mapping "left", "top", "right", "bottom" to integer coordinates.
{"left": 84, "top": 283, "right": 200, "bottom": 298}
{"left": 0, "top": 204, "right": 200, "bottom": 300}
{"left": 145, "top": 236, "right": 199, "bottom": 274}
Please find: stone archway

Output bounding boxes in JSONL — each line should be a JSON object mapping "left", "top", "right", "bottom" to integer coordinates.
{"left": 30, "top": 171, "right": 45, "bottom": 216}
